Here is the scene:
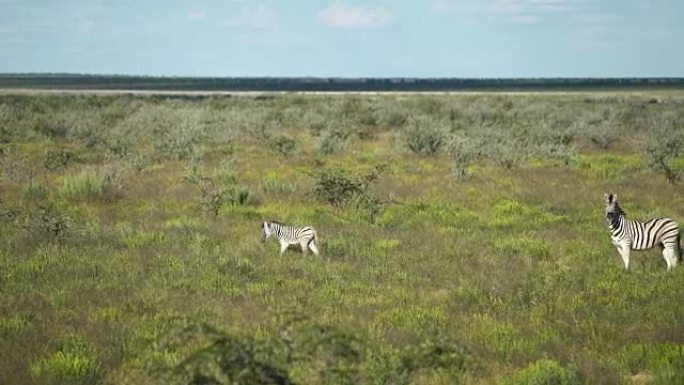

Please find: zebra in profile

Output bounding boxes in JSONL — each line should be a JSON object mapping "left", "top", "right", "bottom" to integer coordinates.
{"left": 262, "top": 220, "right": 319, "bottom": 256}
{"left": 604, "top": 193, "right": 681, "bottom": 270}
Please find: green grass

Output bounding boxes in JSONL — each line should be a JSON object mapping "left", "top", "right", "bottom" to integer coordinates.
{"left": 1, "top": 92, "right": 684, "bottom": 385}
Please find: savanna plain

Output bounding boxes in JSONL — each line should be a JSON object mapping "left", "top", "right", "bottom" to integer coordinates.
{"left": 1, "top": 91, "right": 684, "bottom": 385}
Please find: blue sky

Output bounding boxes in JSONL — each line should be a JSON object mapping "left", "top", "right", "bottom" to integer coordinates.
{"left": 1, "top": 0, "right": 682, "bottom": 77}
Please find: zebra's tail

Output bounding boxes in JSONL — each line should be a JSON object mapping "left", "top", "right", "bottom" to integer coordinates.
{"left": 678, "top": 232, "right": 683, "bottom": 264}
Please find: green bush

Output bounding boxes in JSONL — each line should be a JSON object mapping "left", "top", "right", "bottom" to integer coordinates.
{"left": 59, "top": 170, "right": 119, "bottom": 200}
{"left": 622, "top": 343, "right": 684, "bottom": 384}
{"left": 44, "top": 148, "right": 77, "bottom": 171}
{"left": 509, "top": 359, "right": 580, "bottom": 385}
{"left": 169, "top": 323, "right": 293, "bottom": 385}
{"left": 654, "top": 344, "right": 684, "bottom": 385}
{"left": 402, "top": 116, "right": 447, "bottom": 155}
{"left": 319, "top": 126, "right": 350, "bottom": 155}
{"left": 325, "top": 238, "right": 350, "bottom": 258}
{"left": 0, "top": 314, "right": 33, "bottom": 336}
{"left": 31, "top": 351, "right": 100, "bottom": 385}
{"left": 20, "top": 205, "right": 72, "bottom": 241}
{"left": 449, "top": 135, "right": 481, "bottom": 179}
{"left": 22, "top": 180, "right": 47, "bottom": 201}
{"left": 644, "top": 118, "right": 683, "bottom": 183}
{"left": 312, "top": 165, "right": 383, "bottom": 207}
{"left": 270, "top": 134, "right": 296, "bottom": 156}
{"left": 185, "top": 166, "right": 252, "bottom": 216}
{"left": 30, "top": 335, "right": 101, "bottom": 385}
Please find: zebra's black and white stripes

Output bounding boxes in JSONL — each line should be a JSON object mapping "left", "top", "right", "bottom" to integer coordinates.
{"left": 605, "top": 193, "right": 682, "bottom": 270}
{"left": 262, "top": 220, "right": 319, "bottom": 256}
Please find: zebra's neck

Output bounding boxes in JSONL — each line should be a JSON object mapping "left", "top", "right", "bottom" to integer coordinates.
{"left": 270, "top": 222, "right": 289, "bottom": 236}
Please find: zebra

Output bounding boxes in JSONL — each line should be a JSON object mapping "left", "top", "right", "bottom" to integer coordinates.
{"left": 604, "top": 193, "right": 682, "bottom": 270}
{"left": 262, "top": 220, "right": 319, "bottom": 256}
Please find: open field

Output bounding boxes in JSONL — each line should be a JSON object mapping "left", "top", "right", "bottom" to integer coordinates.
{"left": 1, "top": 91, "right": 684, "bottom": 384}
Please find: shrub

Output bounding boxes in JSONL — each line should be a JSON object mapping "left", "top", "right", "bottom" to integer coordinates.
{"left": 36, "top": 119, "right": 69, "bottom": 139}
{"left": 19, "top": 205, "right": 72, "bottom": 241}
{"left": 104, "top": 135, "right": 134, "bottom": 159}
{"left": 59, "top": 169, "right": 120, "bottom": 201}
{"left": 302, "top": 110, "right": 327, "bottom": 136}
{"left": 169, "top": 323, "right": 293, "bottom": 385}
{"left": 151, "top": 110, "right": 206, "bottom": 161}
{"left": 380, "top": 107, "right": 408, "bottom": 128}
{"left": 22, "top": 180, "right": 47, "bottom": 201}
{"left": 582, "top": 123, "right": 616, "bottom": 149}
{"left": 0, "top": 151, "right": 34, "bottom": 182}
{"left": 270, "top": 134, "right": 296, "bottom": 156}
{"left": 31, "top": 351, "right": 100, "bottom": 385}
{"left": 0, "top": 314, "right": 33, "bottom": 336}
{"left": 30, "top": 334, "right": 100, "bottom": 385}
{"left": 509, "top": 359, "right": 580, "bottom": 385}
{"left": 644, "top": 119, "right": 683, "bottom": 183}
{"left": 185, "top": 166, "right": 251, "bottom": 216}
{"left": 325, "top": 238, "right": 351, "bottom": 258}
{"left": 621, "top": 343, "right": 684, "bottom": 385}
{"left": 448, "top": 135, "right": 481, "bottom": 179}
{"left": 486, "top": 139, "right": 527, "bottom": 169}
{"left": 355, "top": 194, "right": 391, "bottom": 224}
{"left": 312, "top": 165, "right": 384, "bottom": 207}
{"left": 402, "top": 116, "right": 447, "bottom": 155}
{"left": 654, "top": 344, "right": 684, "bottom": 385}
{"left": 44, "top": 148, "right": 76, "bottom": 171}
{"left": 319, "top": 126, "right": 350, "bottom": 155}
{"left": 534, "top": 143, "right": 578, "bottom": 167}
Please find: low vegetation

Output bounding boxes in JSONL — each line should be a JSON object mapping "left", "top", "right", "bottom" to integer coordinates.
{"left": 1, "top": 91, "right": 684, "bottom": 385}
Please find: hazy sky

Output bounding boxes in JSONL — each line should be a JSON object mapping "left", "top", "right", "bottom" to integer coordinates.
{"left": 1, "top": 0, "right": 682, "bottom": 77}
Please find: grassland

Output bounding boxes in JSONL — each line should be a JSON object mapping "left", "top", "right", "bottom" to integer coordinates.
{"left": 1, "top": 91, "right": 684, "bottom": 385}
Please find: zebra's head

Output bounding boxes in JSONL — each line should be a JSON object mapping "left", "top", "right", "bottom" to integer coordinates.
{"left": 262, "top": 221, "right": 272, "bottom": 242}
{"left": 604, "top": 193, "right": 623, "bottom": 220}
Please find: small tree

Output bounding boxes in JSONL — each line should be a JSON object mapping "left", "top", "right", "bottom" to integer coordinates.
{"left": 644, "top": 119, "right": 683, "bottom": 184}
{"left": 510, "top": 359, "right": 580, "bottom": 385}
{"left": 449, "top": 135, "right": 481, "bottom": 179}
{"left": 402, "top": 116, "right": 447, "bottom": 156}
{"left": 313, "top": 166, "right": 382, "bottom": 207}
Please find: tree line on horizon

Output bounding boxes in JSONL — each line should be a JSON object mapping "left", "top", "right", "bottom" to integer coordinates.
{"left": 0, "top": 74, "right": 683, "bottom": 91}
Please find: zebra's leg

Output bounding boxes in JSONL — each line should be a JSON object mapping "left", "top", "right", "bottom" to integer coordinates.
{"left": 308, "top": 240, "right": 319, "bottom": 256}
{"left": 618, "top": 245, "right": 631, "bottom": 270}
{"left": 279, "top": 241, "right": 289, "bottom": 255}
{"left": 662, "top": 245, "right": 678, "bottom": 270}
{"left": 299, "top": 241, "right": 309, "bottom": 255}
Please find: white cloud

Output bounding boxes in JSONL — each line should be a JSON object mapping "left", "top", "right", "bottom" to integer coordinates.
{"left": 224, "top": 4, "right": 276, "bottom": 29}
{"left": 80, "top": 19, "right": 96, "bottom": 33}
{"left": 528, "top": 0, "right": 576, "bottom": 13}
{"left": 511, "top": 15, "right": 542, "bottom": 24}
{"left": 431, "top": 0, "right": 451, "bottom": 15}
{"left": 318, "top": 2, "right": 392, "bottom": 29}
{"left": 571, "top": 13, "right": 621, "bottom": 51}
{"left": 187, "top": 10, "right": 206, "bottom": 20}
{"left": 0, "top": 25, "right": 18, "bottom": 40}
{"left": 431, "top": 0, "right": 578, "bottom": 23}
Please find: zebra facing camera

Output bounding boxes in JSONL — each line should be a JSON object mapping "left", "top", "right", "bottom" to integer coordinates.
{"left": 605, "top": 192, "right": 681, "bottom": 271}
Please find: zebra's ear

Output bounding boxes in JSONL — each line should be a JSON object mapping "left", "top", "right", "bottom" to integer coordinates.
{"left": 605, "top": 193, "right": 616, "bottom": 203}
